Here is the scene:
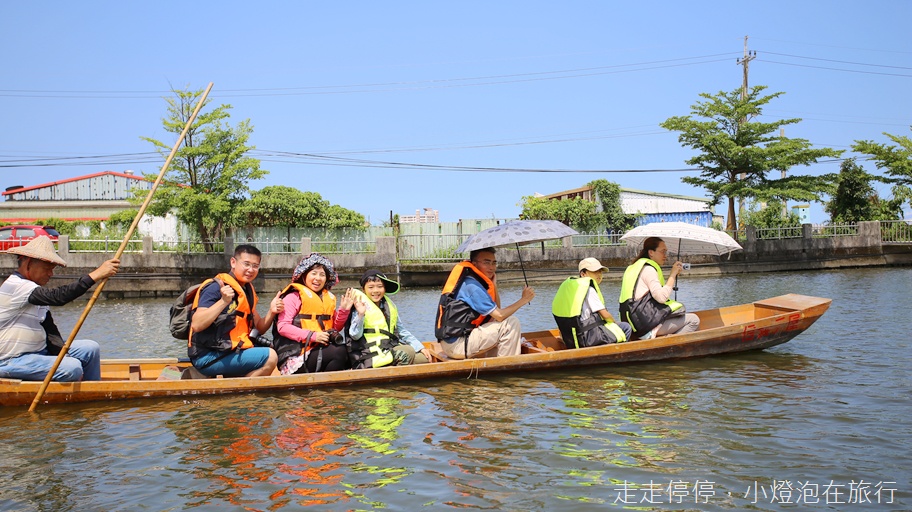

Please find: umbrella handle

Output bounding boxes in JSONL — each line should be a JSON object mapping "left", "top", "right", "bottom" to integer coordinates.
{"left": 515, "top": 243, "right": 531, "bottom": 305}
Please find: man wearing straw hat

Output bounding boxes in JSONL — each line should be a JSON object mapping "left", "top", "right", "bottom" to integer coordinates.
{"left": 0, "top": 236, "right": 119, "bottom": 381}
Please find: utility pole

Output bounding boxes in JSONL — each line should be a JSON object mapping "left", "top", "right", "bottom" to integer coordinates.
{"left": 780, "top": 127, "right": 788, "bottom": 217}
{"left": 735, "top": 36, "right": 757, "bottom": 228}
{"left": 738, "top": 36, "right": 756, "bottom": 102}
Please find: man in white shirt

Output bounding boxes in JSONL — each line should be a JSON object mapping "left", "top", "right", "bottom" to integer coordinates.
{"left": 0, "top": 236, "right": 119, "bottom": 381}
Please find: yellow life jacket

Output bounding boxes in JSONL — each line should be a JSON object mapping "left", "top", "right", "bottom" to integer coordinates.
{"left": 351, "top": 289, "right": 396, "bottom": 368}
{"left": 618, "top": 258, "right": 683, "bottom": 334}
{"left": 552, "top": 276, "right": 627, "bottom": 348}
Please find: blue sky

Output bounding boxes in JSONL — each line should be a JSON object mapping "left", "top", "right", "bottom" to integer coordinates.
{"left": 2, "top": 2, "right": 910, "bottom": 225}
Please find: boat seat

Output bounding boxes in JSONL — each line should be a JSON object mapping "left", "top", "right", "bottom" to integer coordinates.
{"left": 522, "top": 338, "right": 555, "bottom": 354}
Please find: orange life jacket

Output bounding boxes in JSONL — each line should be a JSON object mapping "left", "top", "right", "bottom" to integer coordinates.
{"left": 434, "top": 261, "right": 497, "bottom": 340}
{"left": 272, "top": 283, "right": 337, "bottom": 367}
{"left": 188, "top": 272, "right": 257, "bottom": 356}
{"left": 282, "top": 282, "right": 337, "bottom": 332}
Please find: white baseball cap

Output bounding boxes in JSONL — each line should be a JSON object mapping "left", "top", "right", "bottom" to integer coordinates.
{"left": 578, "top": 257, "right": 608, "bottom": 273}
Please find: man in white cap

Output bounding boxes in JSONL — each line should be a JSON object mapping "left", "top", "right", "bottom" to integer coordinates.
{"left": 0, "top": 236, "right": 119, "bottom": 381}
{"left": 551, "top": 257, "right": 632, "bottom": 349}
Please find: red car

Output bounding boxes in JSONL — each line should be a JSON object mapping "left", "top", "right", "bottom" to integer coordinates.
{"left": 0, "top": 225, "right": 61, "bottom": 251}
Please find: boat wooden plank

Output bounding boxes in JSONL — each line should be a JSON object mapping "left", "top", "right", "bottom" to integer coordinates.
{"left": 0, "top": 294, "right": 831, "bottom": 407}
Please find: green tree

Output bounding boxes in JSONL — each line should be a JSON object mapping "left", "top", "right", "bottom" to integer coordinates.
{"left": 519, "top": 195, "right": 600, "bottom": 230}
{"left": 661, "top": 85, "right": 842, "bottom": 231}
{"left": 588, "top": 179, "right": 639, "bottom": 232}
{"left": 141, "top": 87, "right": 265, "bottom": 249}
{"left": 233, "top": 185, "right": 365, "bottom": 232}
{"left": 107, "top": 209, "right": 139, "bottom": 228}
{"left": 519, "top": 180, "right": 637, "bottom": 232}
{"left": 852, "top": 126, "right": 912, "bottom": 212}
{"left": 322, "top": 204, "right": 367, "bottom": 229}
{"left": 825, "top": 159, "right": 903, "bottom": 223}
{"left": 741, "top": 200, "right": 801, "bottom": 230}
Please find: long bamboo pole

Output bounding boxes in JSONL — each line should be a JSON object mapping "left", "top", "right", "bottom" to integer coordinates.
{"left": 29, "top": 83, "right": 214, "bottom": 412}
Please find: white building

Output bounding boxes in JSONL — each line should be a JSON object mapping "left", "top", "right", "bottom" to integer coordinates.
{"left": 541, "top": 185, "right": 718, "bottom": 227}
{"left": 399, "top": 208, "right": 439, "bottom": 223}
{"left": 0, "top": 171, "right": 179, "bottom": 239}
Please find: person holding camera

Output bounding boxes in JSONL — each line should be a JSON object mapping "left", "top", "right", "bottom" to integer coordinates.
{"left": 189, "top": 244, "right": 283, "bottom": 378}
{"left": 618, "top": 236, "right": 700, "bottom": 340}
{"left": 273, "top": 253, "right": 353, "bottom": 374}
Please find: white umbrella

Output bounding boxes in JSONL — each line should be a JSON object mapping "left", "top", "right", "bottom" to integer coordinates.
{"left": 620, "top": 222, "right": 742, "bottom": 257}
{"left": 456, "top": 219, "right": 578, "bottom": 285}
{"left": 620, "top": 221, "right": 741, "bottom": 300}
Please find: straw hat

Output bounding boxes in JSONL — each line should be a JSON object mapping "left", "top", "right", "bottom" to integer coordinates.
{"left": 5, "top": 236, "right": 67, "bottom": 267}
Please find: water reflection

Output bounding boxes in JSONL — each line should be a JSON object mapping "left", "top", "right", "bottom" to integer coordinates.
{"left": 0, "top": 409, "right": 95, "bottom": 511}
{"left": 162, "top": 397, "right": 285, "bottom": 509}
{"left": 336, "top": 388, "right": 428, "bottom": 510}
{"left": 423, "top": 378, "right": 571, "bottom": 509}
{"left": 272, "top": 398, "right": 350, "bottom": 507}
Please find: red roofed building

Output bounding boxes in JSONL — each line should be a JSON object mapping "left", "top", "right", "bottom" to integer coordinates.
{"left": 0, "top": 170, "right": 153, "bottom": 222}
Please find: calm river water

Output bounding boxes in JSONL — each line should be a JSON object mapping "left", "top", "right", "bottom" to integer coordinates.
{"left": 0, "top": 267, "right": 909, "bottom": 511}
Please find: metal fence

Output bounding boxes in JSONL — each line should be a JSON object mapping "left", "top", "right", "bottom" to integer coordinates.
{"left": 572, "top": 231, "right": 625, "bottom": 247}
{"left": 151, "top": 237, "right": 225, "bottom": 254}
{"left": 881, "top": 220, "right": 912, "bottom": 243}
{"left": 64, "top": 221, "right": 904, "bottom": 258}
{"left": 811, "top": 223, "right": 858, "bottom": 238}
{"left": 755, "top": 226, "right": 803, "bottom": 240}
{"left": 233, "top": 237, "right": 376, "bottom": 255}
{"left": 68, "top": 238, "right": 144, "bottom": 253}
{"left": 311, "top": 239, "right": 377, "bottom": 255}
{"left": 398, "top": 234, "right": 468, "bottom": 262}
{"left": 724, "top": 229, "right": 746, "bottom": 242}
{"left": 235, "top": 227, "right": 391, "bottom": 254}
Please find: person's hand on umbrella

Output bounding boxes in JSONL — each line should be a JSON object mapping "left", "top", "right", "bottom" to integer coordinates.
{"left": 520, "top": 285, "right": 536, "bottom": 305}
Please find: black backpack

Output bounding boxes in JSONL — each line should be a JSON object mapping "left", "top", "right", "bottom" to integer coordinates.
{"left": 169, "top": 278, "right": 223, "bottom": 340}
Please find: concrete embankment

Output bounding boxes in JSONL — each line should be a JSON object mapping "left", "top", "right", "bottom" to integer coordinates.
{"left": 2, "top": 221, "right": 909, "bottom": 298}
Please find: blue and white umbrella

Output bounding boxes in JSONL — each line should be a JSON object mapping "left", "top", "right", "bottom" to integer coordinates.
{"left": 456, "top": 220, "right": 578, "bottom": 285}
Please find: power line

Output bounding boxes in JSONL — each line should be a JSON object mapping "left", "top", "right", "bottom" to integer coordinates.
{"left": 760, "top": 114, "right": 911, "bottom": 128}
{"left": 0, "top": 149, "right": 853, "bottom": 174}
{"left": 0, "top": 158, "right": 162, "bottom": 169}
{"left": 764, "top": 109, "right": 911, "bottom": 123}
{"left": 252, "top": 150, "right": 700, "bottom": 174}
{"left": 752, "top": 37, "right": 912, "bottom": 55}
{"left": 0, "top": 152, "right": 160, "bottom": 163}
{"left": 0, "top": 53, "right": 737, "bottom": 99}
{"left": 761, "top": 51, "right": 912, "bottom": 70}
{"left": 761, "top": 59, "right": 912, "bottom": 78}
{"left": 299, "top": 129, "right": 668, "bottom": 155}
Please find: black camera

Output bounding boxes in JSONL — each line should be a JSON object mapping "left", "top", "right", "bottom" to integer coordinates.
{"left": 326, "top": 330, "right": 344, "bottom": 345}
{"left": 249, "top": 329, "right": 273, "bottom": 348}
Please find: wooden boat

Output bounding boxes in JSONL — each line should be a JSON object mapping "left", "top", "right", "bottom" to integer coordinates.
{"left": 0, "top": 294, "right": 830, "bottom": 407}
